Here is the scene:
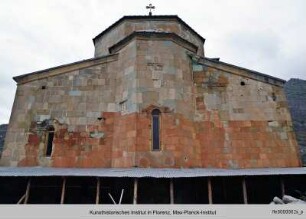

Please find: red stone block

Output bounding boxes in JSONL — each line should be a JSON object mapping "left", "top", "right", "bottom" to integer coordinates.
{"left": 112, "top": 151, "right": 123, "bottom": 159}
{"left": 14, "top": 110, "right": 301, "bottom": 169}
{"left": 18, "top": 157, "right": 38, "bottom": 167}
{"left": 104, "top": 116, "right": 113, "bottom": 125}
{"left": 103, "top": 112, "right": 116, "bottom": 118}
{"left": 28, "top": 134, "right": 40, "bottom": 145}
{"left": 127, "top": 137, "right": 135, "bottom": 146}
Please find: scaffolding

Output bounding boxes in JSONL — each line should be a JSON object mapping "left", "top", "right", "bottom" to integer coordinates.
{"left": 0, "top": 167, "right": 306, "bottom": 204}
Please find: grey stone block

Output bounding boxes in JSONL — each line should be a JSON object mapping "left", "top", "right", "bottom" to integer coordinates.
{"left": 69, "top": 90, "right": 81, "bottom": 96}
{"left": 90, "top": 131, "right": 105, "bottom": 139}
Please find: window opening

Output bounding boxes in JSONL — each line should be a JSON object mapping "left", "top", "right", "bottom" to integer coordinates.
{"left": 46, "top": 126, "right": 54, "bottom": 157}
{"left": 152, "top": 109, "right": 161, "bottom": 150}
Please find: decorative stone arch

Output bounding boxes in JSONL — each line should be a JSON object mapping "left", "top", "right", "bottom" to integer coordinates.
{"left": 142, "top": 104, "right": 173, "bottom": 114}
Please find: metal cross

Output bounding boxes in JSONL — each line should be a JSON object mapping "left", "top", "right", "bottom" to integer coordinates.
{"left": 146, "top": 3, "right": 155, "bottom": 16}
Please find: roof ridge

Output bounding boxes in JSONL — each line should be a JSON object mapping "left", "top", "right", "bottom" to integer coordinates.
{"left": 202, "top": 57, "right": 286, "bottom": 84}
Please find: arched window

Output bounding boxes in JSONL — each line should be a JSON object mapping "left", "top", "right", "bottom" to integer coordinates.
{"left": 46, "top": 126, "right": 54, "bottom": 157}
{"left": 152, "top": 109, "right": 161, "bottom": 150}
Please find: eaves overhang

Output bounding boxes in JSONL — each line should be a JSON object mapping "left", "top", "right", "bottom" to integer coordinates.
{"left": 202, "top": 57, "right": 286, "bottom": 86}
{"left": 108, "top": 31, "right": 198, "bottom": 54}
{"left": 13, "top": 54, "right": 118, "bottom": 85}
{"left": 188, "top": 52, "right": 287, "bottom": 87}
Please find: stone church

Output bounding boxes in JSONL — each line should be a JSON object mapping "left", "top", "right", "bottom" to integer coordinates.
{"left": 0, "top": 14, "right": 305, "bottom": 204}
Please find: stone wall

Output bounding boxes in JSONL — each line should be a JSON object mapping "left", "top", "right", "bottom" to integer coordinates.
{"left": 135, "top": 38, "right": 194, "bottom": 116}
{"left": 1, "top": 57, "right": 119, "bottom": 167}
{"left": 284, "top": 79, "right": 306, "bottom": 165}
{"left": 1, "top": 29, "right": 301, "bottom": 168}
{"left": 192, "top": 61, "right": 300, "bottom": 168}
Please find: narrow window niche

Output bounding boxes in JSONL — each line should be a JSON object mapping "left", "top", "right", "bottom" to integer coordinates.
{"left": 119, "top": 100, "right": 127, "bottom": 114}
{"left": 272, "top": 92, "right": 277, "bottom": 101}
{"left": 45, "top": 126, "right": 55, "bottom": 157}
{"left": 152, "top": 109, "right": 161, "bottom": 151}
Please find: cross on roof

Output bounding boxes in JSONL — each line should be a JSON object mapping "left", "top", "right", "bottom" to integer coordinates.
{"left": 146, "top": 3, "right": 155, "bottom": 16}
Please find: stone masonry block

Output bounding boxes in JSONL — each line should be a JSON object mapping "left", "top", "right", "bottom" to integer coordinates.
{"left": 69, "top": 90, "right": 81, "bottom": 96}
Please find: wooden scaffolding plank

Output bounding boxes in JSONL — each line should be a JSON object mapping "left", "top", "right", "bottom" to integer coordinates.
{"left": 24, "top": 178, "right": 31, "bottom": 204}
{"left": 133, "top": 178, "right": 138, "bottom": 205}
{"left": 108, "top": 193, "right": 117, "bottom": 204}
{"left": 96, "top": 177, "right": 100, "bottom": 204}
{"left": 17, "top": 194, "right": 26, "bottom": 204}
{"left": 119, "top": 189, "right": 124, "bottom": 204}
{"left": 207, "top": 177, "right": 213, "bottom": 204}
{"left": 170, "top": 178, "right": 174, "bottom": 204}
{"left": 60, "top": 177, "right": 66, "bottom": 204}
{"left": 280, "top": 177, "right": 285, "bottom": 197}
{"left": 242, "top": 177, "right": 248, "bottom": 204}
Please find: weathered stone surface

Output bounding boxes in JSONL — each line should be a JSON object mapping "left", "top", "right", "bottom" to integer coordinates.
{"left": 0, "top": 16, "right": 301, "bottom": 168}
{"left": 94, "top": 16, "right": 205, "bottom": 57}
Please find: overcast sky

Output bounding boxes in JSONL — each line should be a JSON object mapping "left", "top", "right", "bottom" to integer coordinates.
{"left": 0, "top": 0, "right": 305, "bottom": 124}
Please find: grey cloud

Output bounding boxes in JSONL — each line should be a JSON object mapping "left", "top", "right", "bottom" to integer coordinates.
{"left": 227, "top": 31, "right": 281, "bottom": 59}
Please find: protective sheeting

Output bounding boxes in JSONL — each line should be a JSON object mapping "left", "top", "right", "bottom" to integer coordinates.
{"left": 0, "top": 167, "right": 306, "bottom": 178}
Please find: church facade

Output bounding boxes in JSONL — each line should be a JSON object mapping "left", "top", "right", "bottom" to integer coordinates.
{"left": 0, "top": 15, "right": 305, "bottom": 204}
{"left": 1, "top": 15, "right": 301, "bottom": 168}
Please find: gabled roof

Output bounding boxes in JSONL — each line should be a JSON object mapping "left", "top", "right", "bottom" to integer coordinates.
{"left": 205, "top": 57, "right": 286, "bottom": 84}
{"left": 93, "top": 15, "right": 205, "bottom": 44}
{"left": 13, "top": 54, "right": 118, "bottom": 84}
{"left": 191, "top": 55, "right": 286, "bottom": 87}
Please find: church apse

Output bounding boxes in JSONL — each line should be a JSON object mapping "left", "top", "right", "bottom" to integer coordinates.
{"left": 0, "top": 15, "right": 301, "bottom": 169}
